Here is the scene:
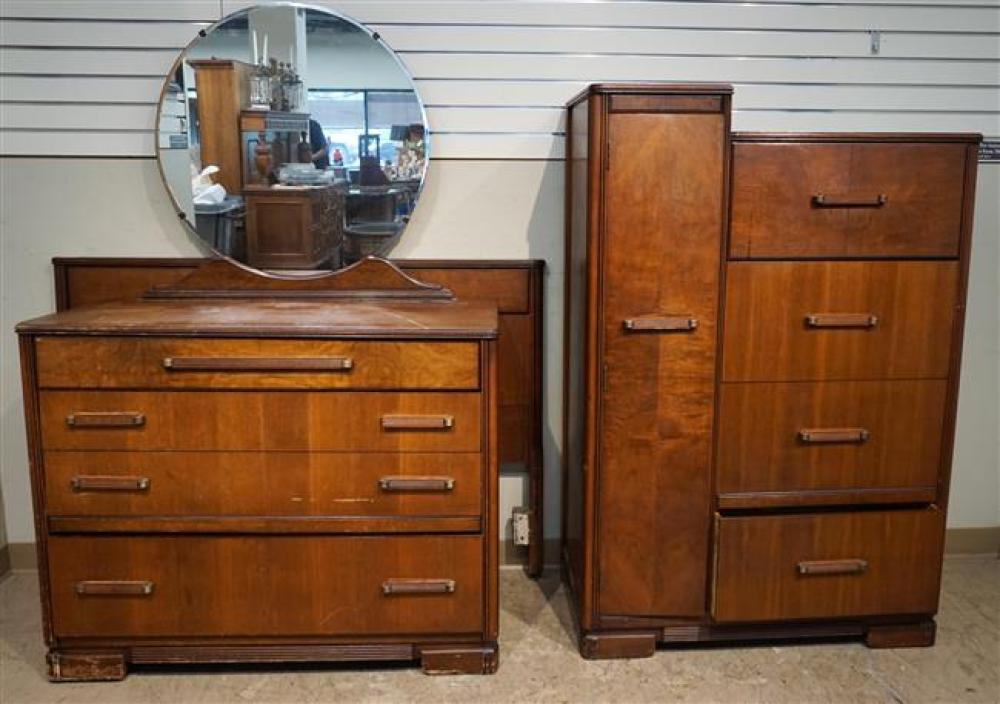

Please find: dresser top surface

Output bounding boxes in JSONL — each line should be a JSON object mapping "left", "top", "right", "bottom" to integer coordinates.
{"left": 16, "top": 298, "right": 499, "bottom": 340}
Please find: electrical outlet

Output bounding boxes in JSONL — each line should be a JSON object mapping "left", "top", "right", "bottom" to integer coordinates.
{"left": 512, "top": 507, "right": 531, "bottom": 546}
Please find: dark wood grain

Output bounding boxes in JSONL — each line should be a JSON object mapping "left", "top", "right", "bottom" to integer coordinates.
{"left": 716, "top": 380, "right": 947, "bottom": 502}
{"left": 730, "top": 140, "right": 967, "bottom": 258}
{"left": 722, "top": 261, "right": 957, "bottom": 382}
{"left": 47, "top": 534, "right": 484, "bottom": 637}
{"left": 712, "top": 508, "right": 944, "bottom": 622}
{"left": 46, "top": 451, "right": 482, "bottom": 520}
{"left": 595, "top": 105, "right": 725, "bottom": 618}
{"left": 48, "top": 256, "right": 544, "bottom": 577}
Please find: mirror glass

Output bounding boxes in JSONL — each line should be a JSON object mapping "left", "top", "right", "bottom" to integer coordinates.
{"left": 156, "top": 3, "right": 428, "bottom": 272}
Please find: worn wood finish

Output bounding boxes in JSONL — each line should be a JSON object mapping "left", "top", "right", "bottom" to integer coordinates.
{"left": 45, "top": 451, "right": 482, "bottom": 520}
{"left": 40, "top": 390, "right": 480, "bottom": 453}
{"left": 723, "top": 261, "right": 957, "bottom": 382}
{"left": 562, "top": 84, "right": 732, "bottom": 639}
{"left": 712, "top": 508, "right": 944, "bottom": 623}
{"left": 717, "top": 380, "right": 947, "bottom": 503}
{"left": 19, "top": 263, "right": 501, "bottom": 677}
{"left": 564, "top": 87, "right": 978, "bottom": 657}
{"left": 49, "top": 256, "right": 545, "bottom": 576}
{"left": 48, "top": 535, "right": 484, "bottom": 638}
{"left": 36, "top": 337, "right": 480, "bottom": 391}
{"left": 729, "top": 139, "right": 968, "bottom": 258}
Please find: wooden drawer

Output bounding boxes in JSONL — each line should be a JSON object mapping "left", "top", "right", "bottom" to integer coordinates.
{"left": 48, "top": 534, "right": 484, "bottom": 638}
{"left": 712, "top": 508, "right": 944, "bottom": 623}
{"left": 40, "top": 391, "right": 480, "bottom": 452}
{"left": 45, "top": 451, "right": 482, "bottom": 521}
{"left": 723, "top": 261, "right": 957, "bottom": 382}
{"left": 717, "top": 380, "right": 946, "bottom": 508}
{"left": 35, "top": 337, "right": 480, "bottom": 390}
{"left": 730, "top": 141, "right": 967, "bottom": 258}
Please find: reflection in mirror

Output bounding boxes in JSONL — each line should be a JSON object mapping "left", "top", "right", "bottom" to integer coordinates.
{"left": 156, "top": 4, "right": 428, "bottom": 273}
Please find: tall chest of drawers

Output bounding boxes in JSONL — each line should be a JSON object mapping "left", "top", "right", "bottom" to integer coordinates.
{"left": 17, "top": 263, "right": 500, "bottom": 680}
{"left": 563, "top": 82, "right": 981, "bottom": 657}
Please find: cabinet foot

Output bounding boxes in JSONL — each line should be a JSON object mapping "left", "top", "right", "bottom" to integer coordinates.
{"left": 580, "top": 631, "right": 657, "bottom": 659}
{"left": 47, "top": 651, "right": 127, "bottom": 682}
{"left": 420, "top": 643, "right": 498, "bottom": 675}
{"left": 865, "top": 620, "right": 936, "bottom": 649}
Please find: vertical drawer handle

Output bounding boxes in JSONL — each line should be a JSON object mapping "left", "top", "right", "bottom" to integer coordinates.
{"left": 812, "top": 194, "right": 887, "bottom": 208}
{"left": 71, "top": 476, "right": 150, "bottom": 492}
{"left": 66, "top": 412, "right": 145, "bottom": 428}
{"left": 623, "top": 316, "right": 698, "bottom": 332}
{"left": 799, "top": 428, "right": 870, "bottom": 443}
{"left": 163, "top": 356, "right": 354, "bottom": 372}
{"left": 805, "top": 314, "right": 878, "bottom": 328}
{"left": 797, "top": 559, "right": 868, "bottom": 576}
{"left": 382, "top": 578, "right": 456, "bottom": 595}
{"left": 379, "top": 476, "right": 455, "bottom": 492}
{"left": 75, "top": 580, "right": 155, "bottom": 596}
{"left": 380, "top": 415, "right": 454, "bottom": 430}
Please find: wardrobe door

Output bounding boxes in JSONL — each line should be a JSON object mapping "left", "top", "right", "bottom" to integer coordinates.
{"left": 597, "top": 107, "right": 725, "bottom": 617}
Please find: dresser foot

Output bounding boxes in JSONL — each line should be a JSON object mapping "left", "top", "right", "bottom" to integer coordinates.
{"left": 47, "top": 651, "right": 127, "bottom": 682}
{"left": 865, "top": 620, "right": 936, "bottom": 649}
{"left": 580, "top": 631, "right": 657, "bottom": 659}
{"left": 419, "top": 643, "right": 498, "bottom": 675}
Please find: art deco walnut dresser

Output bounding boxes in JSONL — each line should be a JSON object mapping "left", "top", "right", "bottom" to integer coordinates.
{"left": 563, "top": 82, "right": 980, "bottom": 657}
{"left": 17, "top": 259, "right": 500, "bottom": 680}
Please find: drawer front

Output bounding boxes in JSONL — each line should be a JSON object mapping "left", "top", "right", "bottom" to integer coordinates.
{"left": 48, "top": 534, "right": 484, "bottom": 637}
{"left": 723, "top": 261, "right": 957, "bottom": 382}
{"left": 35, "top": 337, "right": 480, "bottom": 390}
{"left": 45, "top": 451, "right": 482, "bottom": 519}
{"left": 712, "top": 508, "right": 944, "bottom": 623}
{"left": 717, "top": 380, "right": 946, "bottom": 504}
{"left": 730, "top": 142, "right": 966, "bottom": 258}
{"left": 41, "top": 391, "right": 480, "bottom": 452}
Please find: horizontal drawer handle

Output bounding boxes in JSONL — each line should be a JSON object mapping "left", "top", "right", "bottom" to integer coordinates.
{"left": 812, "top": 193, "right": 887, "bottom": 208}
{"left": 75, "top": 580, "right": 155, "bottom": 596}
{"left": 798, "top": 428, "right": 870, "bottom": 443}
{"left": 379, "top": 476, "right": 455, "bottom": 492}
{"left": 382, "top": 578, "right": 456, "bottom": 595}
{"left": 380, "top": 415, "right": 454, "bottom": 430}
{"left": 797, "top": 559, "right": 868, "bottom": 576}
{"left": 163, "top": 356, "right": 354, "bottom": 372}
{"left": 71, "top": 475, "right": 150, "bottom": 492}
{"left": 623, "top": 316, "right": 698, "bottom": 333}
{"left": 805, "top": 314, "right": 878, "bottom": 329}
{"left": 66, "top": 412, "right": 145, "bottom": 428}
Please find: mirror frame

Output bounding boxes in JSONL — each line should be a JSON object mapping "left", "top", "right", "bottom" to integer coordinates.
{"left": 153, "top": 1, "right": 431, "bottom": 279}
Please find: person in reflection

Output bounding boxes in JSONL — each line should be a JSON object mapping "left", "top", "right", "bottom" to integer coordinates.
{"left": 308, "top": 118, "right": 330, "bottom": 170}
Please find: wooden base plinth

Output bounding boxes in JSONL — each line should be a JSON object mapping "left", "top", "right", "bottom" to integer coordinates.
{"left": 48, "top": 651, "right": 126, "bottom": 682}
{"left": 866, "top": 620, "right": 936, "bottom": 649}
{"left": 420, "top": 643, "right": 499, "bottom": 674}
{"left": 580, "top": 632, "right": 657, "bottom": 659}
{"left": 46, "top": 641, "right": 499, "bottom": 681}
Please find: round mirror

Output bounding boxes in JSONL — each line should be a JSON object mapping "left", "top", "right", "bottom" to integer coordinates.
{"left": 156, "top": 3, "right": 428, "bottom": 273}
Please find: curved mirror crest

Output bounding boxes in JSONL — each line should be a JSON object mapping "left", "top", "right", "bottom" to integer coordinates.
{"left": 156, "top": 3, "right": 428, "bottom": 273}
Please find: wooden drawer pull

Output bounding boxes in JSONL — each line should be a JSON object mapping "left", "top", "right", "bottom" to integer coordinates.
{"left": 797, "top": 559, "right": 868, "bottom": 576}
{"left": 812, "top": 193, "right": 887, "bottom": 208}
{"left": 381, "top": 578, "right": 456, "bottom": 595}
{"left": 623, "top": 316, "right": 698, "bottom": 332}
{"left": 66, "top": 412, "right": 145, "bottom": 428}
{"left": 798, "top": 427, "right": 870, "bottom": 443}
{"left": 163, "top": 356, "right": 354, "bottom": 372}
{"left": 379, "top": 476, "right": 455, "bottom": 492}
{"left": 380, "top": 415, "right": 454, "bottom": 430}
{"left": 75, "top": 580, "right": 155, "bottom": 596}
{"left": 71, "top": 475, "right": 150, "bottom": 492}
{"left": 805, "top": 313, "right": 878, "bottom": 329}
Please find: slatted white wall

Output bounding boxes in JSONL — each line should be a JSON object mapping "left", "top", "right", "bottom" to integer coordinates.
{"left": 1, "top": 0, "right": 998, "bottom": 158}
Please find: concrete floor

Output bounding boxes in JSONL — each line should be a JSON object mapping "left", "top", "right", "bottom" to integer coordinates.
{"left": 1, "top": 556, "right": 997, "bottom": 703}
